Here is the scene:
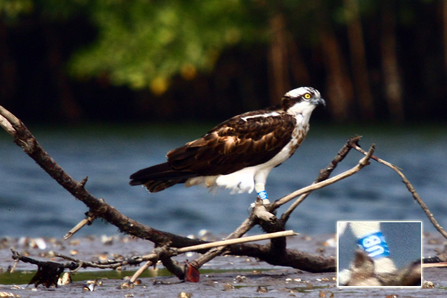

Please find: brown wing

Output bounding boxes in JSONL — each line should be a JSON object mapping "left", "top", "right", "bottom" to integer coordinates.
{"left": 129, "top": 110, "right": 296, "bottom": 192}
{"left": 167, "top": 111, "right": 296, "bottom": 176}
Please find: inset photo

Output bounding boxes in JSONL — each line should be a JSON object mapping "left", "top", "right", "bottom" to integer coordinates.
{"left": 337, "top": 221, "right": 422, "bottom": 288}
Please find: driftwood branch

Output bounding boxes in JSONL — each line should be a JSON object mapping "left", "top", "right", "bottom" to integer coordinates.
{"left": 13, "top": 231, "right": 300, "bottom": 285}
{"left": 0, "top": 104, "right": 347, "bottom": 280}
{"left": 0, "top": 106, "right": 207, "bottom": 247}
{"left": 11, "top": 249, "right": 78, "bottom": 288}
{"left": 3, "top": 104, "right": 443, "bottom": 284}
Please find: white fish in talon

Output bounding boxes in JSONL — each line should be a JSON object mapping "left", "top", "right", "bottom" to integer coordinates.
{"left": 130, "top": 87, "right": 325, "bottom": 198}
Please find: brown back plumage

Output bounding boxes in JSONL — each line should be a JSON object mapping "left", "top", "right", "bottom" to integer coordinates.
{"left": 129, "top": 108, "right": 297, "bottom": 192}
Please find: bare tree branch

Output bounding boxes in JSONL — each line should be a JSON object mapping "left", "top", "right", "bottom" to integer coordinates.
{"left": 0, "top": 104, "right": 354, "bottom": 277}
{"left": 352, "top": 143, "right": 447, "bottom": 239}
{"left": 0, "top": 105, "right": 206, "bottom": 250}
{"left": 5, "top": 104, "right": 426, "bottom": 283}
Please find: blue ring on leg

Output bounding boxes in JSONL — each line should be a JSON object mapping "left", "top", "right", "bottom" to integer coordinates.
{"left": 358, "top": 231, "right": 390, "bottom": 259}
{"left": 257, "top": 190, "right": 268, "bottom": 200}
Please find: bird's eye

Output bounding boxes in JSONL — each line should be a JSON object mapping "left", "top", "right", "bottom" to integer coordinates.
{"left": 304, "top": 93, "right": 312, "bottom": 99}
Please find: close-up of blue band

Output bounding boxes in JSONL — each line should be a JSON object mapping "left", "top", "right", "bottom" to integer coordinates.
{"left": 358, "top": 231, "right": 390, "bottom": 259}
{"left": 257, "top": 190, "right": 268, "bottom": 200}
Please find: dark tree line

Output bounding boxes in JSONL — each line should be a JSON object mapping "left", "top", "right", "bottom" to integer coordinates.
{"left": 0, "top": 0, "right": 446, "bottom": 124}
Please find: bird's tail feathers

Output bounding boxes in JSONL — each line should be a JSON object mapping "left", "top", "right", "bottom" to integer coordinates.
{"left": 129, "top": 162, "right": 197, "bottom": 192}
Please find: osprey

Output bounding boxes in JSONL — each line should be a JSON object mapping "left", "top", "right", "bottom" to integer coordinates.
{"left": 130, "top": 87, "right": 325, "bottom": 200}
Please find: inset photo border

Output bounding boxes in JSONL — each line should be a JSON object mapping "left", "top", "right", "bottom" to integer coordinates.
{"left": 337, "top": 221, "right": 422, "bottom": 288}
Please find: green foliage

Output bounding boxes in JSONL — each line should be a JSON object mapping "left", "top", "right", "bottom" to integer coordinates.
{"left": 66, "top": 0, "right": 268, "bottom": 93}
{"left": 0, "top": 0, "right": 33, "bottom": 22}
{"left": 2, "top": 0, "right": 437, "bottom": 98}
{"left": 35, "top": 0, "right": 89, "bottom": 20}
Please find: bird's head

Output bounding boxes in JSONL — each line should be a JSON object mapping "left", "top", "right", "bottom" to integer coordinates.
{"left": 281, "top": 87, "right": 326, "bottom": 116}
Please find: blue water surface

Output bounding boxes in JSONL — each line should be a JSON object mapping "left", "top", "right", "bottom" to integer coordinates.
{"left": 0, "top": 123, "right": 446, "bottom": 238}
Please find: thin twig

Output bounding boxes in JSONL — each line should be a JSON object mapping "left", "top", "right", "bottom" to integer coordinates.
{"left": 176, "top": 230, "right": 297, "bottom": 254}
{"left": 130, "top": 261, "right": 153, "bottom": 283}
{"left": 352, "top": 144, "right": 447, "bottom": 240}
{"left": 271, "top": 144, "right": 375, "bottom": 209}
{"left": 54, "top": 252, "right": 144, "bottom": 269}
{"left": 64, "top": 215, "right": 96, "bottom": 240}
{"left": 280, "top": 136, "right": 360, "bottom": 221}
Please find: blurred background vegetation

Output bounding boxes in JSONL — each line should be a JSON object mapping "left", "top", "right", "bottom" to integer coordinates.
{"left": 0, "top": 0, "right": 446, "bottom": 124}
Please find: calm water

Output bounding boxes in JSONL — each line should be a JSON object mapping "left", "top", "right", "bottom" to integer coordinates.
{"left": 0, "top": 123, "right": 446, "bottom": 238}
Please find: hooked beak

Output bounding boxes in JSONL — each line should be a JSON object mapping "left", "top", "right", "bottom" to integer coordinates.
{"left": 312, "top": 97, "right": 326, "bottom": 107}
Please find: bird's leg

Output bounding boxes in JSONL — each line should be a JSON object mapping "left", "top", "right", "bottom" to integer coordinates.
{"left": 255, "top": 183, "right": 270, "bottom": 204}
{"left": 247, "top": 183, "right": 268, "bottom": 213}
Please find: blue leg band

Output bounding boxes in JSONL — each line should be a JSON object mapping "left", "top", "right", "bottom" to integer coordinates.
{"left": 358, "top": 231, "right": 390, "bottom": 259}
{"left": 257, "top": 190, "right": 268, "bottom": 200}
